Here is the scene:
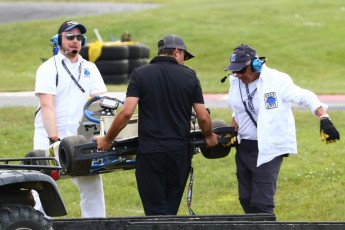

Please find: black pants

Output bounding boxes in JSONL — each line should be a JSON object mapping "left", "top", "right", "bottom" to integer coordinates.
{"left": 135, "top": 145, "right": 191, "bottom": 215}
{"left": 236, "top": 139, "right": 284, "bottom": 214}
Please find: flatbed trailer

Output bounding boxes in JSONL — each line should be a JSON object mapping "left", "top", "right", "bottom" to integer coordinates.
{"left": 52, "top": 214, "right": 345, "bottom": 230}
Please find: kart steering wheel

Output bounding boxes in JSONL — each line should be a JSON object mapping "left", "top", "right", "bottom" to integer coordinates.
{"left": 83, "top": 95, "right": 124, "bottom": 124}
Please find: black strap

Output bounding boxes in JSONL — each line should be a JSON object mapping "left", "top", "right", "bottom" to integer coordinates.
{"left": 243, "top": 101, "right": 257, "bottom": 127}
{"left": 62, "top": 60, "right": 85, "bottom": 93}
{"left": 239, "top": 81, "right": 257, "bottom": 127}
{"left": 187, "top": 166, "right": 196, "bottom": 215}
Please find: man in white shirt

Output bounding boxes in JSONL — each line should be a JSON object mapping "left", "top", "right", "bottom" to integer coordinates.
{"left": 33, "top": 20, "right": 107, "bottom": 217}
{"left": 225, "top": 44, "right": 340, "bottom": 214}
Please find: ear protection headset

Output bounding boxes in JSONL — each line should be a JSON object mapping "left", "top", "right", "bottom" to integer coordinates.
{"left": 50, "top": 33, "right": 87, "bottom": 55}
{"left": 250, "top": 56, "right": 267, "bottom": 73}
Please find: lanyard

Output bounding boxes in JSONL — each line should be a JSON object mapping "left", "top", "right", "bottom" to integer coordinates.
{"left": 61, "top": 60, "right": 85, "bottom": 93}
{"left": 239, "top": 80, "right": 257, "bottom": 127}
{"left": 245, "top": 84, "right": 257, "bottom": 114}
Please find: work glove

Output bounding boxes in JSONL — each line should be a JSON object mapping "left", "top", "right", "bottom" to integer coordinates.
{"left": 49, "top": 136, "right": 61, "bottom": 145}
{"left": 320, "top": 118, "right": 340, "bottom": 144}
{"left": 222, "top": 127, "right": 238, "bottom": 147}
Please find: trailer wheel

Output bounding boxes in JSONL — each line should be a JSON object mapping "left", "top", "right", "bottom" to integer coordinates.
{"left": 200, "top": 120, "right": 231, "bottom": 159}
{"left": 59, "top": 135, "right": 90, "bottom": 176}
{"left": 0, "top": 204, "right": 52, "bottom": 230}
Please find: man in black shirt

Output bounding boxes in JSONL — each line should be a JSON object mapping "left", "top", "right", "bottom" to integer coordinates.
{"left": 95, "top": 34, "right": 218, "bottom": 215}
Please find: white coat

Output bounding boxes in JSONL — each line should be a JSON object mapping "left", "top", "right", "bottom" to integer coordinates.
{"left": 228, "top": 65, "right": 327, "bottom": 166}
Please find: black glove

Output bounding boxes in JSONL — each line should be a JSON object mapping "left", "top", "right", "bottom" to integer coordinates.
{"left": 222, "top": 127, "right": 238, "bottom": 147}
{"left": 320, "top": 118, "right": 340, "bottom": 144}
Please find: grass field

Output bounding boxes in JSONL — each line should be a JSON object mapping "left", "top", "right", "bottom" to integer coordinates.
{"left": 0, "top": 0, "right": 344, "bottom": 222}
{"left": 0, "top": 107, "right": 344, "bottom": 221}
{"left": 1, "top": 0, "right": 345, "bottom": 93}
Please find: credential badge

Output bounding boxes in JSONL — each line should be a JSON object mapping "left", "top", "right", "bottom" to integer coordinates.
{"left": 265, "top": 92, "right": 278, "bottom": 109}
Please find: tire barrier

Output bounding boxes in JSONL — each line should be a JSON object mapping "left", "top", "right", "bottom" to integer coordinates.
{"left": 81, "top": 43, "right": 150, "bottom": 84}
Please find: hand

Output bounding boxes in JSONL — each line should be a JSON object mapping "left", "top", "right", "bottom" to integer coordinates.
{"left": 320, "top": 118, "right": 340, "bottom": 144}
{"left": 205, "top": 133, "right": 219, "bottom": 148}
{"left": 94, "top": 136, "right": 113, "bottom": 151}
{"left": 223, "top": 127, "right": 238, "bottom": 147}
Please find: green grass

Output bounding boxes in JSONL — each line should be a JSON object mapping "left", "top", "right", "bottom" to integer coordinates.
{"left": 0, "top": 0, "right": 344, "bottom": 222}
{"left": 1, "top": 0, "right": 345, "bottom": 93}
{"left": 0, "top": 107, "right": 344, "bottom": 221}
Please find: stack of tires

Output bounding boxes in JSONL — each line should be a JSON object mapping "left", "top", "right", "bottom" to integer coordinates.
{"left": 80, "top": 43, "right": 150, "bottom": 84}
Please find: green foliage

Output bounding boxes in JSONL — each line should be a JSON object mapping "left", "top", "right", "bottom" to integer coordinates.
{"left": 0, "top": 107, "right": 344, "bottom": 221}
{"left": 1, "top": 0, "right": 345, "bottom": 93}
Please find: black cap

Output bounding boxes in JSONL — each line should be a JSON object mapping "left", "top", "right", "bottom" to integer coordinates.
{"left": 225, "top": 44, "right": 256, "bottom": 71}
{"left": 158, "top": 34, "right": 195, "bottom": 60}
{"left": 58, "top": 20, "right": 87, "bottom": 34}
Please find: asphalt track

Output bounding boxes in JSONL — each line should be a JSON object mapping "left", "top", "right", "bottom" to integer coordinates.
{"left": 0, "top": 2, "right": 159, "bottom": 24}
{"left": 1, "top": 91, "right": 345, "bottom": 110}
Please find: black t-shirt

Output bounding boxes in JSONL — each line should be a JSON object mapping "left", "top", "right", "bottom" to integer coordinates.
{"left": 126, "top": 56, "right": 204, "bottom": 153}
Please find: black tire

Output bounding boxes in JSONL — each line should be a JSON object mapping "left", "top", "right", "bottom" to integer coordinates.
{"left": 98, "top": 45, "right": 129, "bottom": 60}
{"left": 23, "top": 150, "right": 49, "bottom": 166}
{"left": 80, "top": 45, "right": 130, "bottom": 61}
{"left": 80, "top": 46, "right": 89, "bottom": 60}
{"left": 95, "top": 59, "right": 129, "bottom": 75}
{"left": 0, "top": 204, "right": 52, "bottom": 230}
{"left": 58, "top": 135, "right": 90, "bottom": 176}
{"left": 102, "top": 74, "right": 129, "bottom": 84}
{"left": 128, "top": 44, "right": 150, "bottom": 59}
{"left": 128, "top": 58, "right": 148, "bottom": 75}
{"left": 200, "top": 120, "right": 232, "bottom": 159}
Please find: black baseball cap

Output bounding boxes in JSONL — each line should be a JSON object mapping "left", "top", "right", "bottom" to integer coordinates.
{"left": 58, "top": 20, "right": 87, "bottom": 34}
{"left": 225, "top": 44, "right": 256, "bottom": 71}
{"left": 158, "top": 34, "right": 195, "bottom": 60}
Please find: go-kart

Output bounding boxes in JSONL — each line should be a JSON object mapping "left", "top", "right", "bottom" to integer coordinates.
{"left": 25, "top": 95, "right": 234, "bottom": 177}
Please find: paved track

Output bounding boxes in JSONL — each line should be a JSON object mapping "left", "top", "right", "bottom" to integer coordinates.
{"left": 1, "top": 91, "right": 344, "bottom": 110}
{"left": 0, "top": 2, "right": 159, "bottom": 24}
{"left": 1, "top": 2, "right": 343, "bottom": 110}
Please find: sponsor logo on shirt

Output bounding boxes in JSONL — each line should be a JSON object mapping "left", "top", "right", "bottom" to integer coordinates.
{"left": 83, "top": 68, "right": 90, "bottom": 78}
{"left": 265, "top": 92, "right": 278, "bottom": 109}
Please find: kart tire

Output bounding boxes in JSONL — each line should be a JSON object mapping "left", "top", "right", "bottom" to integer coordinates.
{"left": 200, "top": 120, "right": 231, "bottom": 159}
{"left": 0, "top": 204, "right": 52, "bottom": 230}
{"left": 98, "top": 45, "right": 129, "bottom": 60}
{"left": 23, "top": 150, "right": 49, "bottom": 166}
{"left": 128, "top": 44, "right": 150, "bottom": 59}
{"left": 128, "top": 58, "right": 148, "bottom": 75}
{"left": 95, "top": 59, "right": 129, "bottom": 75}
{"left": 79, "top": 46, "right": 89, "bottom": 60}
{"left": 58, "top": 135, "right": 90, "bottom": 176}
{"left": 101, "top": 74, "right": 128, "bottom": 84}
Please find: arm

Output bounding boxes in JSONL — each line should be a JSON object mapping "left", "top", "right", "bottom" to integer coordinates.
{"left": 95, "top": 96, "right": 139, "bottom": 150}
{"left": 38, "top": 93, "right": 58, "bottom": 139}
{"left": 193, "top": 103, "right": 218, "bottom": 147}
{"left": 230, "top": 115, "right": 238, "bottom": 131}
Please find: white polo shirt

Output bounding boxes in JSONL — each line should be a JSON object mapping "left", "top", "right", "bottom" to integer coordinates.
{"left": 34, "top": 51, "right": 107, "bottom": 149}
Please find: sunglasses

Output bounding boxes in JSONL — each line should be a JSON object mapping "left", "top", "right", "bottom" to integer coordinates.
{"left": 179, "top": 49, "right": 190, "bottom": 60}
{"left": 62, "top": 34, "right": 85, "bottom": 41}
{"left": 233, "top": 65, "right": 248, "bottom": 74}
